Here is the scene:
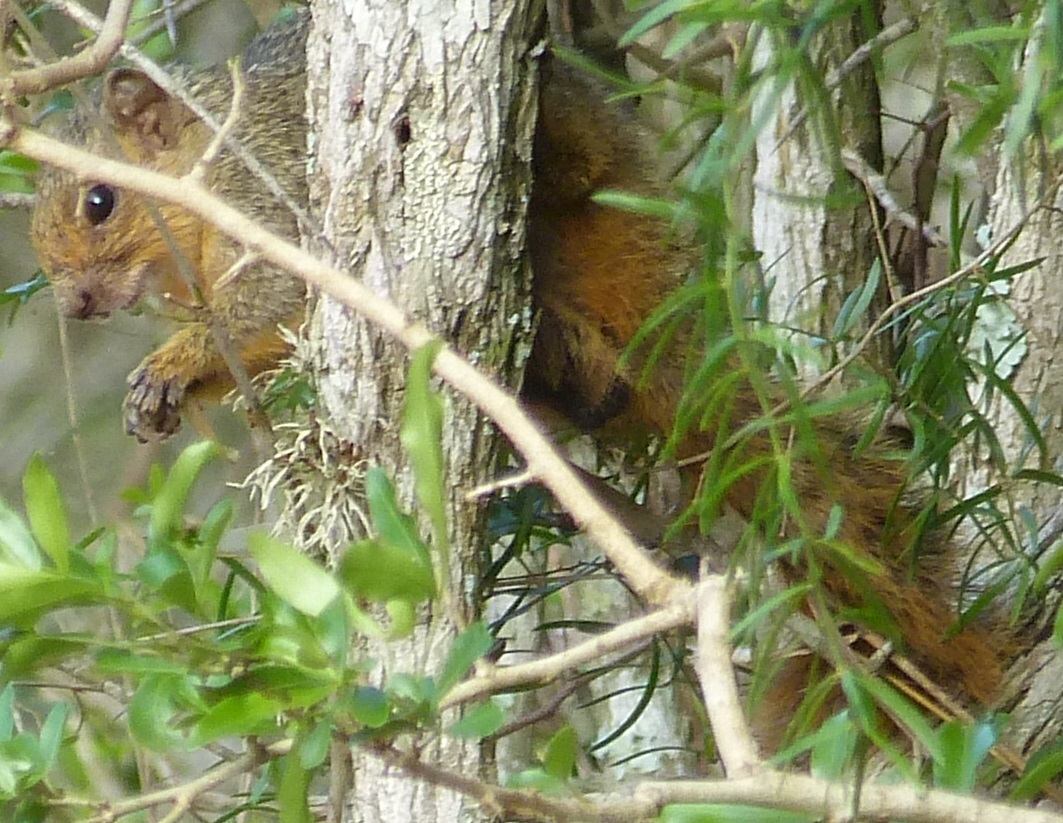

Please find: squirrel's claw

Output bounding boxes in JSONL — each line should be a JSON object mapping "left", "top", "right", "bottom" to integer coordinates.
{"left": 124, "top": 361, "right": 185, "bottom": 442}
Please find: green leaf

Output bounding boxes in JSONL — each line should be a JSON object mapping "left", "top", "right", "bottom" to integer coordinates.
{"left": 95, "top": 650, "right": 191, "bottom": 675}
{"left": 0, "top": 498, "right": 40, "bottom": 570}
{"left": 447, "top": 700, "right": 504, "bottom": 739}
{"left": 250, "top": 532, "right": 339, "bottom": 617}
{"left": 278, "top": 752, "right": 313, "bottom": 823}
{"left": 436, "top": 622, "right": 493, "bottom": 697}
{"left": 191, "top": 692, "right": 285, "bottom": 746}
{"left": 365, "top": 467, "right": 431, "bottom": 565}
{"left": 0, "top": 686, "right": 13, "bottom": 741}
{"left": 542, "top": 725, "right": 578, "bottom": 780}
{"left": 386, "top": 673, "right": 436, "bottom": 714}
{"left": 148, "top": 441, "right": 222, "bottom": 547}
{"left": 1013, "top": 738, "right": 1063, "bottom": 801}
{"left": 340, "top": 538, "right": 435, "bottom": 604}
{"left": 505, "top": 767, "right": 568, "bottom": 794}
{"left": 809, "top": 712, "right": 858, "bottom": 779}
{"left": 0, "top": 564, "right": 101, "bottom": 623}
{"left": 299, "top": 721, "right": 331, "bottom": 769}
{"left": 349, "top": 686, "right": 390, "bottom": 728}
{"left": 831, "top": 260, "right": 881, "bottom": 339}
{"left": 22, "top": 456, "right": 69, "bottom": 573}
{"left": 1, "top": 636, "right": 86, "bottom": 680}
{"left": 385, "top": 598, "right": 417, "bottom": 639}
{"left": 933, "top": 719, "right": 997, "bottom": 792}
{"left": 36, "top": 703, "right": 67, "bottom": 775}
{"left": 946, "top": 25, "right": 1029, "bottom": 46}
{"left": 401, "top": 341, "right": 449, "bottom": 554}
{"left": 619, "top": 0, "right": 690, "bottom": 46}
{"left": 843, "top": 673, "right": 942, "bottom": 765}
{"left": 128, "top": 675, "right": 195, "bottom": 751}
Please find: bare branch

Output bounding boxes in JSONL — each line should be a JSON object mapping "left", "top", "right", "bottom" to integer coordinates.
{"left": 373, "top": 741, "right": 1063, "bottom": 823}
{"left": 54, "top": 740, "right": 292, "bottom": 822}
{"left": 841, "top": 147, "right": 947, "bottom": 247}
{"left": 440, "top": 595, "right": 696, "bottom": 709}
{"left": 3, "top": 0, "right": 133, "bottom": 96}
{"left": 694, "top": 576, "right": 762, "bottom": 777}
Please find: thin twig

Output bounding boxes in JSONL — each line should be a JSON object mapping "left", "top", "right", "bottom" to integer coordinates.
{"left": 191, "top": 60, "right": 246, "bottom": 182}
{"left": 777, "top": 17, "right": 919, "bottom": 151}
{"left": 55, "top": 314, "right": 99, "bottom": 522}
{"left": 53, "top": 740, "right": 291, "bottom": 822}
{"left": 2, "top": 0, "right": 133, "bottom": 96}
{"left": 440, "top": 595, "right": 696, "bottom": 708}
{"left": 841, "top": 147, "right": 947, "bottom": 247}
{"left": 465, "top": 468, "right": 535, "bottom": 500}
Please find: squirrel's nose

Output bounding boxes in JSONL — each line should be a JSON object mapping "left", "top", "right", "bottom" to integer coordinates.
{"left": 68, "top": 288, "right": 96, "bottom": 319}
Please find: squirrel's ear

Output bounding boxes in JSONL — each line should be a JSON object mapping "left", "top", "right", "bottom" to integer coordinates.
{"left": 104, "top": 69, "right": 194, "bottom": 154}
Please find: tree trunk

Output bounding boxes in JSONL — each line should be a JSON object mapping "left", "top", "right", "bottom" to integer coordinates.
{"left": 965, "top": 154, "right": 1063, "bottom": 756}
{"left": 751, "top": 4, "right": 884, "bottom": 364}
{"left": 301, "top": 2, "right": 537, "bottom": 819}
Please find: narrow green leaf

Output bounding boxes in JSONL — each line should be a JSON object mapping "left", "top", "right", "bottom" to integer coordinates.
{"left": 437, "top": 622, "right": 494, "bottom": 697}
{"left": 149, "top": 441, "right": 222, "bottom": 547}
{"left": 36, "top": 704, "right": 67, "bottom": 773}
{"left": 1012, "top": 739, "right": 1063, "bottom": 801}
{"left": 385, "top": 598, "right": 417, "bottom": 639}
{"left": 299, "top": 721, "right": 331, "bottom": 769}
{"left": 619, "top": 0, "right": 690, "bottom": 46}
{"left": 128, "top": 675, "right": 189, "bottom": 751}
{"left": 401, "top": 341, "right": 449, "bottom": 554}
{"left": 250, "top": 533, "right": 339, "bottom": 617}
{"left": 846, "top": 674, "right": 942, "bottom": 764}
{"left": 832, "top": 260, "right": 881, "bottom": 339}
{"left": 95, "top": 650, "right": 190, "bottom": 675}
{"left": 933, "top": 719, "right": 996, "bottom": 792}
{"left": 660, "top": 805, "right": 816, "bottom": 823}
{"left": 505, "top": 767, "right": 568, "bottom": 794}
{"left": 1003, "top": 51, "right": 1043, "bottom": 158}
{"left": 0, "top": 685, "right": 13, "bottom": 741}
{"left": 946, "top": 25, "right": 1029, "bottom": 46}
{"left": 22, "top": 456, "right": 69, "bottom": 573}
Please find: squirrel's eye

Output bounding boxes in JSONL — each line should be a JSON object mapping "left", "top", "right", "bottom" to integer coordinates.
{"left": 83, "top": 184, "right": 116, "bottom": 225}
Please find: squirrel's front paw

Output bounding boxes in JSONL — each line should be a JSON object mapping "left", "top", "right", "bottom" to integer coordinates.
{"left": 124, "top": 360, "right": 187, "bottom": 442}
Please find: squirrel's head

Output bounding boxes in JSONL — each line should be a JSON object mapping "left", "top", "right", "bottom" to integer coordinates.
{"left": 31, "top": 69, "right": 209, "bottom": 319}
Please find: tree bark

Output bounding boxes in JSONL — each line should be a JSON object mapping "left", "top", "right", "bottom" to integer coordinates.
{"left": 751, "top": 4, "right": 884, "bottom": 364}
{"left": 302, "top": 1, "right": 537, "bottom": 820}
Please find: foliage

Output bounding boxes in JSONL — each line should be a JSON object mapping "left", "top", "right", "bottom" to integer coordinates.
{"left": 0, "top": 439, "right": 502, "bottom": 820}
{"left": 7, "top": 0, "right": 1063, "bottom": 820}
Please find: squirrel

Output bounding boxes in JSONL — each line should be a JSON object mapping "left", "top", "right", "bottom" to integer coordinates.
{"left": 30, "top": 11, "right": 1011, "bottom": 737}
{"left": 31, "top": 12, "right": 310, "bottom": 442}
